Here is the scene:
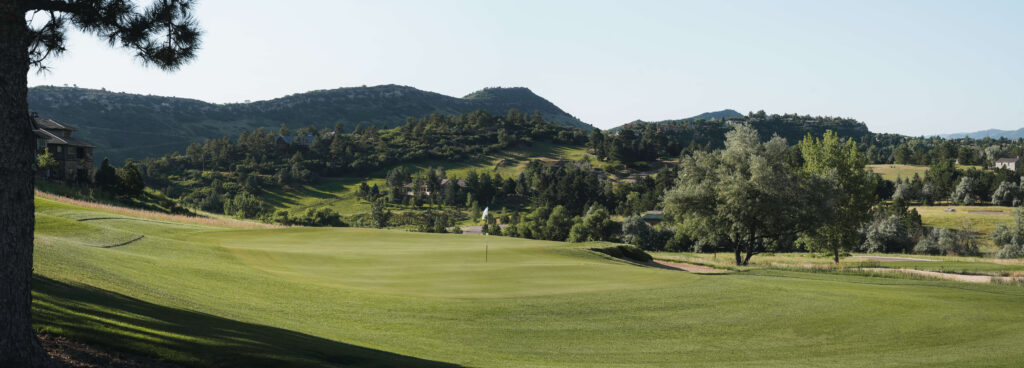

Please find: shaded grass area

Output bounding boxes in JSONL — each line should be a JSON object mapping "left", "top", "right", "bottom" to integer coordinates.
{"left": 33, "top": 197, "right": 1024, "bottom": 367}
{"left": 33, "top": 277, "right": 458, "bottom": 368}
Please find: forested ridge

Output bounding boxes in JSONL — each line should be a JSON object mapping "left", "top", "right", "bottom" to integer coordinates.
{"left": 27, "top": 85, "right": 591, "bottom": 164}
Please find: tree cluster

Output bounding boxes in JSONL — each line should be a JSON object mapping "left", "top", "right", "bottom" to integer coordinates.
{"left": 94, "top": 158, "right": 145, "bottom": 197}
{"left": 664, "top": 125, "right": 840, "bottom": 265}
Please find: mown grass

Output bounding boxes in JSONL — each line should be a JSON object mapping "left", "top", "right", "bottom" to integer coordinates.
{"left": 868, "top": 164, "right": 930, "bottom": 181}
{"left": 911, "top": 205, "right": 1014, "bottom": 233}
{"left": 32, "top": 197, "right": 1024, "bottom": 367}
{"left": 868, "top": 164, "right": 984, "bottom": 181}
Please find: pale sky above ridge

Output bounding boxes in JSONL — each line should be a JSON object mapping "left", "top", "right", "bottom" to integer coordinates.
{"left": 28, "top": 0, "right": 1024, "bottom": 135}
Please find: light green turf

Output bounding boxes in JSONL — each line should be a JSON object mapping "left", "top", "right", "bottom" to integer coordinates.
{"left": 868, "top": 164, "right": 984, "bottom": 181}
{"left": 868, "top": 164, "right": 929, "bottom": 181}
{"left": 911, "top": 205, "right": 1014, "bottom": 233}
{"left": 33, "top": 197, "right": 1024, "bottom": 367}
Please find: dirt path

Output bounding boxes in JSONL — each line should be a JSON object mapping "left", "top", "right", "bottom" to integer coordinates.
{"left": 648, "top": 260, "right": 728, "bottom": 274}
{"left": 860, "top": 268, "right": 1013, "bottom": 283}
{"left": 850, "top": 256, "right": 937, "bottom": 262}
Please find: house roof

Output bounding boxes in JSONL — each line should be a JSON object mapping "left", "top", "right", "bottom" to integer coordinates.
{"left": 35, "top": 128, "right": 95, "bottom": 148}
{"left": 995, "top": 157, "right": 1020, "bottom": 164}
{"left": 641, "top": 210, "right": 664, "bottom": 221}
{"left": 276, "top": 134, "right": 315, "bottom": 146}
{"left": 441, "top": 178, "right": 468, "bottom": 187}
{"left": 34, "top": 118, "right": 75, "bottom": 131}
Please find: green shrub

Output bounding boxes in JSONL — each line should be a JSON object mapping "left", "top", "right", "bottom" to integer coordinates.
{"left": 224, "top": 192, "right": 266, "bottom": 219}
{"left": 290, "top": 207, "right": 345, "bottom": 227}
{"left": 568, "top": 205, "right": 617, "bottom": 243}
{"left": 621, "top": 215, "right": 673, "bottom": 251}
{"left": 664, "top": 230, "right": 693, "bottom": 252}
{"left": 862, "top": 215, "right": 912, "bottom": 253}
{"left": 913, "top": 227, "right": 978, "bottom": 256}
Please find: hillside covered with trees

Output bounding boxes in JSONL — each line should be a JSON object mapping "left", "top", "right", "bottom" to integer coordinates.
{"left": 27, "top": 85, "right": 591, "bottom": 164}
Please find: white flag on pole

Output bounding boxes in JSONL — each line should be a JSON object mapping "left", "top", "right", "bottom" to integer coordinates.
{"left": 481, "top": 206, "right": 489, "bottom": 220}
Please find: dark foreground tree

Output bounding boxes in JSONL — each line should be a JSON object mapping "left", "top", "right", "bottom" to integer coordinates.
{"left": 1, "top": 2, "right": 199, "bottom": 366}
{"left": 94, "top": 157, "right": 118, "bottom": 192}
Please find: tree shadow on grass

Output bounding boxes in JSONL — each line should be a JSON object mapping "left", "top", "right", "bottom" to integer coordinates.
{"left": 32, "top": 276, "right": 460, "bottom": 368}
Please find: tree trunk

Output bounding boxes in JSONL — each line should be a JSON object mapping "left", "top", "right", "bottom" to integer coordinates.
{"left": 833, "top": 247, "right": 840, "bottom": 264}
{"left": 0, "top": 2, "right": 51, "bottom": 366}
{"left": 733, "top": 244, "right": 742, "bottom": 266}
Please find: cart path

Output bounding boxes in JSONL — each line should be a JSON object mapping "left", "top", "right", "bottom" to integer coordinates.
{"left": 850, "top": 256, "right": 937, "bottom": 262}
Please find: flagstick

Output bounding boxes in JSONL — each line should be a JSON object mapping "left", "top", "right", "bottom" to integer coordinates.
{"left": 481, "top": 206, "right": 490, "bottom": 263}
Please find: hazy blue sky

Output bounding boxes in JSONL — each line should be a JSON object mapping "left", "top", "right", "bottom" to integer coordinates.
{"left": 28, "top": 0, "right": 1024, "bottom": 135}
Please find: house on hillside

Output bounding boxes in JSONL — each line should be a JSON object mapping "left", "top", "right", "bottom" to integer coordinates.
{"left": 403, "top": 182, "right": 431, "bottom": 196}
{"left": 275, "top": 134, "right": 315, "bottom": 153}
{"left": 32, "top": 117, "right": 95, "bottom": 182}
{"left": 641, "top": 210, "right": 664, "bottom": 226}
{"left": 403, "top": 178, "right": 468, "bottom": 197}
{"left": 440, "top": 178, "right": 468, "bottom": 188}
{"left": 994, "top": 156, "right": 1020, "bottom": 171}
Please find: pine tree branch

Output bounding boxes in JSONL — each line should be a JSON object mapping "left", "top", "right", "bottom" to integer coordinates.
{"left": 24, "top": 0, "right": 76, "bottom": 13}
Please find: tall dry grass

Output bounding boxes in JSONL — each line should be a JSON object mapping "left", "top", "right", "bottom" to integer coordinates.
{"left": 35, "top": 190, "right": 281, "bottom": 229}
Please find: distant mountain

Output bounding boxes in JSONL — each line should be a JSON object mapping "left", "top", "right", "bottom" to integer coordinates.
{"left": 608, "top": 109, "right": 743, "bottom": 132}
{"left": 938, "top": 127, "right": 1024, "bottom": 140}
{"left": 27, "top": 85, "right": 592, "bottom": 164}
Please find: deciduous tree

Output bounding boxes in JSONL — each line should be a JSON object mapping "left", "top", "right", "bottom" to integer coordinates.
{"left": 35, "top": 147, "right": 58, "bottom": 176}
{"left": 799, "top": 131, "right": 877, "bottom": 263}
{"left": 664, "top": 124, "right": 832, "bottom": 265}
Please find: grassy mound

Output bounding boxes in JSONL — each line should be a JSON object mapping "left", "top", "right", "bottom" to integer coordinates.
{"left": 591, "top": 245, "right": 653, "bottom": 262}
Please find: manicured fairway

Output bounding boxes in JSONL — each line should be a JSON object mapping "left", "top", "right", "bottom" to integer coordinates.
{"left": 32, "top": 197, "right": 1024, "bottom": 367}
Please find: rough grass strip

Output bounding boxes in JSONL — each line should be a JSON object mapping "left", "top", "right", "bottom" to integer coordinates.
{"left": 35, "top": 190, "right": 280, "bottom": 229}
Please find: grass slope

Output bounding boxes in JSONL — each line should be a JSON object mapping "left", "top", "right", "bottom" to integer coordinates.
{"left": 911, "top": 205, "right": 1014, "bottom": 233}
{"left": 33, "top": 197, "right": 1024, "bottom": 367}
